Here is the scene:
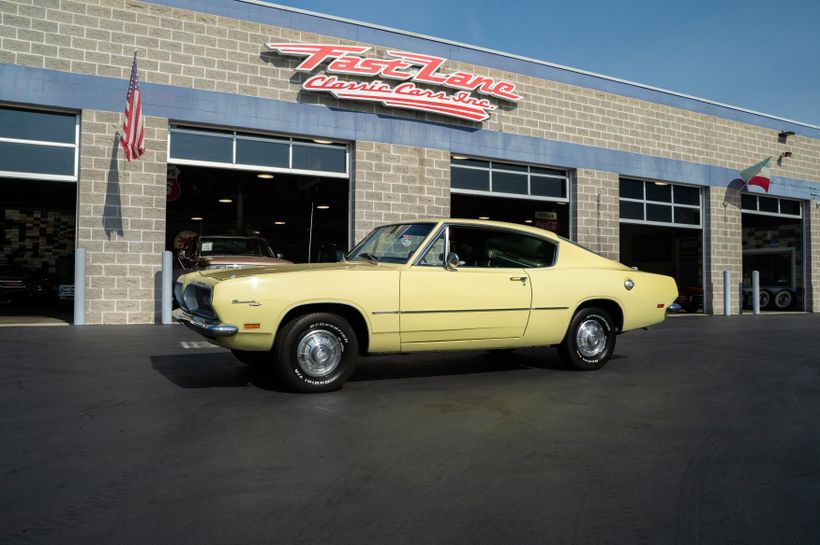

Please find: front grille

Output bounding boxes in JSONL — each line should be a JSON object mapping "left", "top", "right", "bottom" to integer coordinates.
{"left": 182, "top": 283, "right": 215, "bottom": 317}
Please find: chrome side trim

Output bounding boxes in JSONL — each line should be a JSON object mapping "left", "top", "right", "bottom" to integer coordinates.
{"left": 372, "top": 310, "right": 400, "bottom": 315}
{"left": 532, "top": 306, "right": 570, "bottom": 311}
{"left": 401, "top": 307, "right": 530, "bottom": 314}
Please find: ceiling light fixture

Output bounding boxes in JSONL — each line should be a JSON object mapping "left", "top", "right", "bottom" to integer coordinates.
{"left": 218, "top": 198, "right": 233, "bottom": 203}
{"left": 316, "top": 205, "right": 330, "bottom": 209}
{"left": 313, "top": 139, "right": 333, "bottom": 145}
{"left": 478, "top": 216, "right": 490, "bottom": 220}
{"left": 191, "top": 216, "right": 203, "bottom": 221}
{"left": 654, "top": 181, "right": 668, "bottom": 186}
{"left": 524, "top": 219, "right": 533, "bottom": 224}
{"left": 274, "top": 221, "right": 286, "bottom": 225}
{"left": 452, "top": 155, "right": 468, "bottom": 160}
{"left": 257, "top": 173, "right": 274, "bottom": 179}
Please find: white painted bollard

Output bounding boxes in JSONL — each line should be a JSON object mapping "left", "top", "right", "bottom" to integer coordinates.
{"left": 723, "top": 271, "right": 731, "bottom": 316}
{"left": 73, "top": 248, "right": 86, "bottom": 325}
{"left": 752, "top": 270, "right": 760, "bottom": 315}
{"left": 162, "top": 250, "right": 173, "bottom": 325}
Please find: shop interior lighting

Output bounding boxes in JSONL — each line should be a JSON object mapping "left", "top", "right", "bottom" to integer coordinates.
{"left": 452, "top": 155, "right": 469, "bottom": 160}
{"left": 654, "top": 181, "right": 668, "bottom": 186}
{"left": 274, "top": 221, "right": 286, "bottom": 225}
{"left": 316, "top": 204, "right": 330, "bottom": 209}
{"left": 191, "top": 216, "right": 203, "bottom": 221}
{"left": 524, "top": 219, "right": 533, "bottom": 224}
{"left": 478, "top": 216, "right": 490, "bottom": 220}
{"left": 778, "top": 130, "right": 796, "bottom": 139}
{"left": 218, "top": 198, "right": 233, "bottom": 203}
{"left": 257, "top": 173, "right": 274, "bottom": 179}
{"left": 313, "top": 139, "right": 333, "bottom": 144}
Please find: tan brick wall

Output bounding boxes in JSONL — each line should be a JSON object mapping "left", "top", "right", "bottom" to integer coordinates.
{"left": 573, "top": 170, "right": 619, "bottom": 261}
{"left": 353, "top": 142, "right": 449, "bottom": 244}
{"left": 806, "top": 202, "right": 820, "bottom": 312}
{"left": 77, "top": 109, "right": 167, "bottom": 324}
{"left": 703, "top": 187, "right": 743, "bottom": 315}
{"left": 2, "top": 0, "right": 818, "bottom": 184}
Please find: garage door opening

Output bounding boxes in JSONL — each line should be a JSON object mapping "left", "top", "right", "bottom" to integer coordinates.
{"left": 167, "top": 127, "right": 350, "bottom": 269}
{"left": 0, "top": 107, "right": 78, "bottom": 326}
{"left": 741, "top": 194, "right": 804, "bottom": 312}
{"left": 450, "top": 157, "right": 571, "bottom": 237}
{"left": 619, "top": 178, "right": 704, "bottom": 313}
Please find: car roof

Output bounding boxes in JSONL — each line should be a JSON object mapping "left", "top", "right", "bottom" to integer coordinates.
{"left": 391, "top": 218, "right": 562, "bottom": 241}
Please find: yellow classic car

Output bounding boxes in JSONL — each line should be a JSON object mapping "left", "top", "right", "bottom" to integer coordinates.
{"left": 174, "top": 219, "right": 677, "bottom": 392}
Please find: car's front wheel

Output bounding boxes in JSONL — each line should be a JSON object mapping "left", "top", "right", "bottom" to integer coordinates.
{"left": 273, "top": 312, "right": 358, "bottom": 392}
{"left": 558, "top": 307, "right": 616, "bottom": 370}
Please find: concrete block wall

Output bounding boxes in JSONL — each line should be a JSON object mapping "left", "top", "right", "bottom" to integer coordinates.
{"left": 703, "top": 188, "right": 743, "bottom": 315}
{"left": 353, "top": 142, "right": 449, "bottom": 244}
{"left": 806, "top": 202, "right": 820, "bottom": 312}
{"left": 2, "top": 0, "right": 818, "bottom": 185}
{"left": 572, "top": 170, "right": 619, "bottom": 261}
{"left": 77, "top": 110, "right": 167, "bottom": 324}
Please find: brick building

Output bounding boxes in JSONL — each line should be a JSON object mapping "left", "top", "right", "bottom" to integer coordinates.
{"left": 1, "top": 0, "right": 819, "bottom": 324}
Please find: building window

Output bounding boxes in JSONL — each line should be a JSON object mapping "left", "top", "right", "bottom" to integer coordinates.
{"left": 451, "top": 157, "right": 569, "bottom": 202}
{"left": 741, "top": 194, "right": 802, "bottom": 218}
{"left": 168, "top": 126, "right": 349, "bottom": 178}
{"left": 618, "top": 178, "right": 701, "bottom": 228}
{"left": 0, "top": 106, "right": 79, "bottom": 182}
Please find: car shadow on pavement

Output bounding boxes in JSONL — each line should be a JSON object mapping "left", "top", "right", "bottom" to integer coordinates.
{"left": 150, "top": 352, "right": 287, "bottom": 391}
{"left": 150, "top": 348, "right": 613, "bottom": 390}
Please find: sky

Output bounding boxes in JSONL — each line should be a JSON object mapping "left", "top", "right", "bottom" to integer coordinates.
{"left": 275, "top": 0, "right": 820, "bottom": 126}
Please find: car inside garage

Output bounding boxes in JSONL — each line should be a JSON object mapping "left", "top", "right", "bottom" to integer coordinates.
{"left": 619, "top": 178, "right": 704, "bottom": 313}
{"left": 166, "top": 127, "right": 350, "bottom": 268}
{"left": 0, "top": 107, "right": 78, "bottom": 325}
{"left": 741, "top": 194, "right": 804, "bottom": 311}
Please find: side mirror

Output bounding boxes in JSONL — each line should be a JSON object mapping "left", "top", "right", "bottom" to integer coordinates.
{"left": 445, "top": 252, "right": 460, "bottom": 270}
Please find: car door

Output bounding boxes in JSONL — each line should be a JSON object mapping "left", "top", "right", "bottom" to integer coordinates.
{"left": 399, "top": 224, "right": 533, "bottom": 345}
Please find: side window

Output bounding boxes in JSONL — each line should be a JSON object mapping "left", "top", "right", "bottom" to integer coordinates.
{"left": 450, "top": 226, "right": 556, "bottom": 268}
{"left": 417, "top": 232, "right": 446, "bottom": 267}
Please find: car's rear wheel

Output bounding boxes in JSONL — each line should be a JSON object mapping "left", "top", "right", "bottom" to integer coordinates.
{"left": 774, "top": 289, "right": 792, "bottom": 310}
{"left": 231, "top": 349, "right": 269, "bottom": 367}
{"left": 558, "top": 307, "right": 616, "bottom": 370}
{"left": 273, "top": 312, "right": 358, "bottom": 393}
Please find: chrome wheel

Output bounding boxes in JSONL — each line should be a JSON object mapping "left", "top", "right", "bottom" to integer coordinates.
{"left": 576, "top": 319, "right": 607, "bottom": 358}
{"left": 296, "top": 329, "right": 343, "bottom": 378}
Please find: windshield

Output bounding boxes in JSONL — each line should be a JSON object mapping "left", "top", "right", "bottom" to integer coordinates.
{"left": 348, "top": 223, "right": 435, "bottom": 264}
{"left": 199, "top": 238, "right": 273, "bottom": 257}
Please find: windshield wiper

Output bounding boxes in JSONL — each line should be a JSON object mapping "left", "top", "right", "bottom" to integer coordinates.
{"left": 356, "top": 252, "right": 380, "bottom": 264}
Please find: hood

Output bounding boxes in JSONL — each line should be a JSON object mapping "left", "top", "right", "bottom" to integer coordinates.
{"left": 201, "top": 260, "right": 399, "bottom": 281}
{"left": 200, "top": 255, "right": 291, "bottom": 266}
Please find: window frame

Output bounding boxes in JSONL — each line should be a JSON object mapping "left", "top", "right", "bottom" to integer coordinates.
{"left": 618, "top": 177, "right": 702, "bottom": 229}
{"left": 451, "top": 157, "right": 570, "bottom": 203}
{"left": 168, "top": 125, "right": 350, "bottom": 179}
{"left": 740, "top": 194, "right": 803, "bottom": 219}
{"left": 0, "top": 105, "right": 80, "bottom": 182}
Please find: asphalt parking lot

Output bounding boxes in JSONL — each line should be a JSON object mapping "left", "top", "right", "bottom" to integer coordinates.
{"left": 2, "top": 314, "right": 820, "bottom": 545}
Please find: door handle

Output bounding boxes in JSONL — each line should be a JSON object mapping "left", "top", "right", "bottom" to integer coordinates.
{"left": 510, "top": 276, "right": 527, "bottom": 283}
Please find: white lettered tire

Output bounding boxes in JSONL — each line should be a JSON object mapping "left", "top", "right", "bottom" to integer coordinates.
{"left": 558, "top": 307, "right": 617, "bottom": 371}
{"left": 274, "top": 312, "right": 358, "bottom": 393}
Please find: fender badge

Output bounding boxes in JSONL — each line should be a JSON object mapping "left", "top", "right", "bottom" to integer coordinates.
{"left": 232, "top": 299, "right": 262, "bottom": 306}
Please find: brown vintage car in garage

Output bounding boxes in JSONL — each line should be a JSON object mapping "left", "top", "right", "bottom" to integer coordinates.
{"left": 175, "top": 235, "right": 292, "bottom": 275}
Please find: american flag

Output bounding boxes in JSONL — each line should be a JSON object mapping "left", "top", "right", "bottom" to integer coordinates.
{"left": 120, "top": 52, "right": 145, "bottom": 161}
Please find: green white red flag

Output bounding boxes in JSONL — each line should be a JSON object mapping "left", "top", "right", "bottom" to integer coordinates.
{"left": 740, "top": 157, "right": 772, "bottom": 192}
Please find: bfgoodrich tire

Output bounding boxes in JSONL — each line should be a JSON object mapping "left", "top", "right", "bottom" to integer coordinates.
{"left": 273, "top": 312, "right": 358, "bottom": 393}
{"left": 558, "top": 307, "right": 616, "bottom": 371}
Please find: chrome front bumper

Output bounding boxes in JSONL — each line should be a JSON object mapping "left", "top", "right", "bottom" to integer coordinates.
{"left": 173, "top": 308, "right": 238, "bottom": 338}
